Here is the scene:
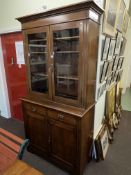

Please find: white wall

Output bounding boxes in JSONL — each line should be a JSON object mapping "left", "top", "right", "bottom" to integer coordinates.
{"left": 121, "top": 21, "right": 131, "bottom": 93}
{"left": 0, "top": 0, "right": 105, "bottom": 33}
{"left": 0, "top": 0, "right": 86, "bottom": 33}
{"left": 94, "top": 0, "right": 131, "bottom": 137}
{"left": 0, "top": 38, "right": 11, "bottom": 118}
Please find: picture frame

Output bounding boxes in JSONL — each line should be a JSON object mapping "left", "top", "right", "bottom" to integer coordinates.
{"left": 95, "top": 125, "right": 109, "bottom": 160}
{"left": 100, "top": 61, "right": 109, "bottom": 83}
{"left": 117, "top": 69, "right": 123, "bottom": 82}
{"left": 106, "top": 60, "right": 114, "bottom": 77}
{"left": 107, "top": 39, "right": 116, "bottom": 60}
{"left": 103, "top": 0, "right": 120, "bottom": 36}
{"left": 116, "top": 81, "right": 122, "bottom": 107}
{"left": 117, "top": 56, "right": 124, "bottom": 69}
{"left": 116, "top": 0, "right": 126, "bottom": 32}
{"left": 122, "top": 10, "right": 130, "bottom": 35}
{"left": 111, "top": 71, "right": 115, "bottom": 83}
{"left": 112, "top": 56, "right": 119, "bottom": 71}
{"left": 120, "top": 37, "right": 127, "bottom": 56}
{"left": 106, "top": 76, "right": 112, "bottom": 88}
{"left": 113, "top": 71, "right": 119, "bottom": 82}
{"left": 97, "top": 82, "right": 106, "bottom": 99}
{"left": 114, "top": 32, "right": 123, "bottom": 55}
{"left": 106, "top": 83, "right": 116, "bottom": 134}
{"left": 101, "top": 37, "right": 110, "bottom": 60}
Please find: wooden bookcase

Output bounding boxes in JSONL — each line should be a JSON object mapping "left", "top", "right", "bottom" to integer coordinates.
{"left": 17, "top": 1, "right": 103, "bottom": 175}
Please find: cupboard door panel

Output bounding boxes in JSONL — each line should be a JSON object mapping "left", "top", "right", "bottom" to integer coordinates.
{"left": 49, "top": 119, "right": 77, "bottom": 166}
{"left": 24, "top": 27, "right": 51, "bottom": 99}
{"left": 50, "top": 21, "right": 84, "bottom": 106}
{"left": 24, "top": 110, "right": 48, "bottom": 152}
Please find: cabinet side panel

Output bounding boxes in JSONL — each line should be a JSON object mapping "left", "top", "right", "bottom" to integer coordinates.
{"left": 78, "top": 106, "right": 94, "bottom": 175}
{"left": 84, "top": 20, "right": 100, "bottom": 107}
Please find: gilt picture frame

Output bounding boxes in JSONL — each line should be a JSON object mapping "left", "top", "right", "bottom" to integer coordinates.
{"left": 96, "top": 125, "right": 109, "bottom": 160}
{"left": 100, "top": 127, "right": 109, "bottom": 159}
{"left": 122, "top": 10, "right": 130, "bottom": 35}
{"left": 103, "top": 0, "right": 120, "bottom": 36}
{"left": 116, "top": 0, "right": 126, "bottom": 32}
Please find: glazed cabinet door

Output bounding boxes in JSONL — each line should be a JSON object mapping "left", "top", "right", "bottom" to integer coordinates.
{"left": 50, "top": 21, "right": 84, "bottom": 106}
{"left": 48, "top": 119, "right": 77, "bottom": 168}
{"left": 24, "top": 110, "right": 48, "bottom": 152}
{"left": 24, "top": 27, "right": 51, "bottom": 99}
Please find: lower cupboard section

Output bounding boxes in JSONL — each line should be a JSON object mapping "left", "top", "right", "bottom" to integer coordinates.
{"left": 22, "top": 100, "right": 94, "bottom": 175}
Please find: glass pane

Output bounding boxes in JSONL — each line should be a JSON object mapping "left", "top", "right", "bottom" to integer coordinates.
{"left": 53, "top": 28, "right": 79, "bottom": 99}
{"left": 28, "top": 32, "right": 48, "bottom": 93}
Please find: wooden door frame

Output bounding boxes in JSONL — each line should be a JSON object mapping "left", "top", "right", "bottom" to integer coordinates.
{"left": 0, "top": 37, "right": 11, "bottom": 118}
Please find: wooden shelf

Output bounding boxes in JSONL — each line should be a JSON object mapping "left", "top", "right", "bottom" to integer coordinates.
{"left": 29, "top": 44, "right": 47, "bottom": 47}
{"left": 34, "top": 73, "right": 48, "bottom": 77}
{"left": 55, "top": 51, "right": 79, "bottom": 54}
{"left": 30, "top": 52, "right": 47, "bottom": 54}
{"left": 54, "top": 36, "right": 79, "bottom": 40}
{"left": 32, "top": 77, "right": 48, "bottom": 83}
{"left": 30, "top": 61, "right": 47, "bottom": 65}
{"left": 57, "top": 76, "right": 78, "bottom": 80}
{"left": 30, "top": 39, "right": 46, "bottom": 42}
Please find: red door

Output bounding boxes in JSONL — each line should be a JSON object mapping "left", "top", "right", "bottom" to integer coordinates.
{"left": 1, "top": 32, "right": 27, "bottom": 121}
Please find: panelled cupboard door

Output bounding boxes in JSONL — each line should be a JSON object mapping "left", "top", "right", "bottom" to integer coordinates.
{"left": 24, "top": 110, "right": 48, "bottom": 152}
{"left": 48, "top": 119, "right": 77, "bottom": 167}
{"left": 24, "top": 27, "right": 52, "bottom": 99}
{"left": 50, "top": 21, "right": 84, "bottom": 106}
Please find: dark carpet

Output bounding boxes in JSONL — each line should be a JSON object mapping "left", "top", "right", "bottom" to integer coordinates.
{"left": 0, "top": 111, "right": 131, "bottom": 175}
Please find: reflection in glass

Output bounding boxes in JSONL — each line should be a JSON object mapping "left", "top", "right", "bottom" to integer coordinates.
{"left": 53, "top": 28, "right": 79, "bottom": 99}
{"left": 28, "top": 32, "right": 48, "bottom": 93}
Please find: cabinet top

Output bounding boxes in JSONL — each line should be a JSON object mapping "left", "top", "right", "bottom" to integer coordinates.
{"left": 17, "top": 0, "right": 103, "bottom": 23}
{"left": 21, "top": 97, "right": 95, "bottom": 118}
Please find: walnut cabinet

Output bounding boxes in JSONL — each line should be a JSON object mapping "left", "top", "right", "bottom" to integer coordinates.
{"left": 17, "top": 1, "right": 103, "bottom": 175}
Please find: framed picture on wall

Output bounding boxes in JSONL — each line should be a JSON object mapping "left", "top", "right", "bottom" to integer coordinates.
{"left": 106, "top": 83, "right": 117, "bottom": 134}
{"left": 113, "top": 71, "right": 119, "bottom": 82}
{"left": 107, "top": 39, "right": 116, "bottom": 60}
{"left": 106, "top": 76, "right": 112, "bottom": 88}
{"left": 103, "top": 0, "right": 120, "bottom": 36}
{"left": 101, "top": 37, "right": 110, "bottom": 60}
{"left": 100, "top": 61, "right": 109, "bottom": 83}
{"left": 117, "top": 56, "right": 124, "bottom": 69}
{"left": 106, "top": 60, "right": 114, "bottom": 77}
{"left": 120, "top": 37, "right": 127, "bottom": 56}
{"left": 116, "top": 0, "right": 126, "bottom": 32}
{"left": 118, "top": 69, "right": 123, "bottom": 81}
{"left": 112, "top": 56, "right": 119, "bottom": 71}
{"left": 97, "top": 82, "right": 106, "bottom": 99}
{"left": 111, "top": 71, "right": 115, "bottom": 83}
{"left": 122, "top": 10, "right": 130, "bottom": 35}
{"left": 114, "top": 32, "right": 123, "bottom": 55}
